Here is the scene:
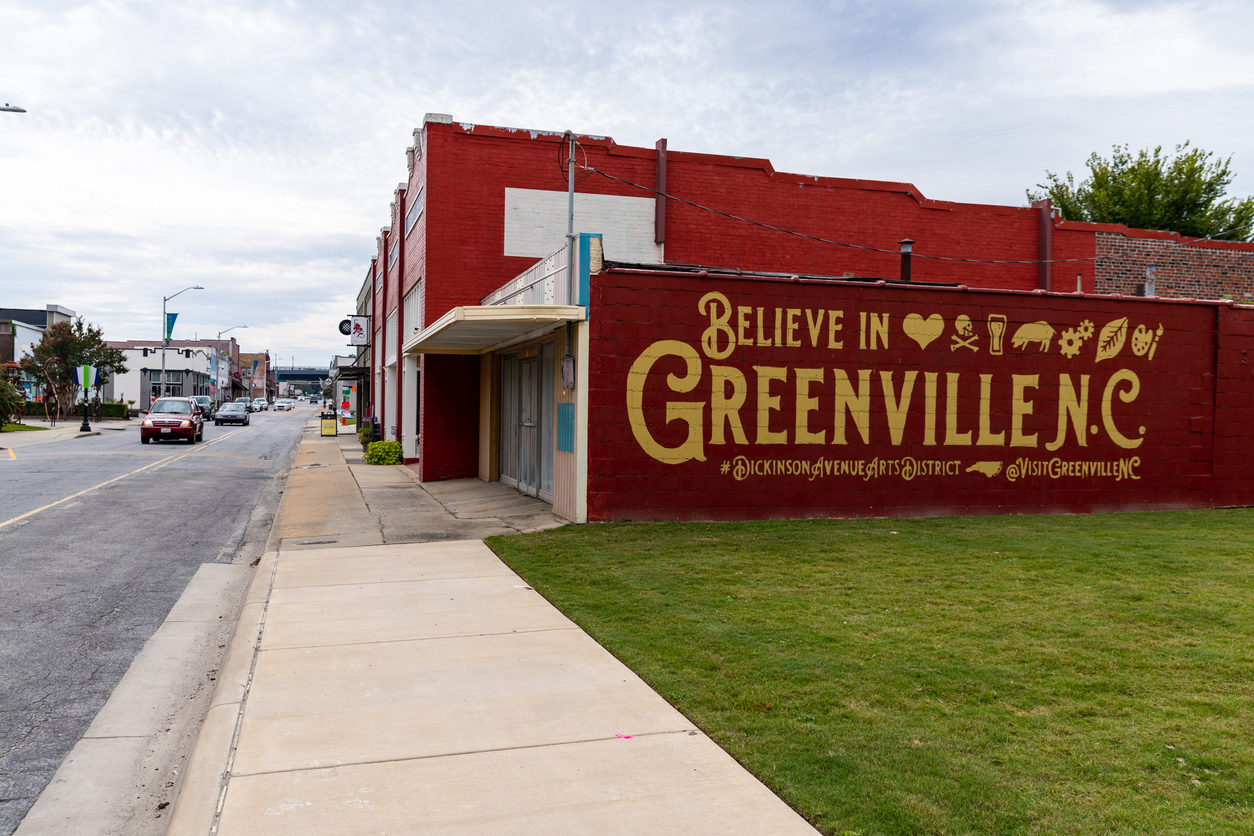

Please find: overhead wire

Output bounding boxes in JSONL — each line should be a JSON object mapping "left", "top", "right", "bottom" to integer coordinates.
{"left": 581, "top": 164, "right": 1253, "bottom": 264}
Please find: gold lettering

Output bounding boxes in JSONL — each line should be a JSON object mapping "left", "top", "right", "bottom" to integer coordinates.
{"left": 1102, "top": 369, "right": 1144, "bottom": 449}
{"left": 756, "top": 308, "right": 771, "bottom": 347}
{"left": 945, "top": 373, "right": 972, "bottom": 445}
{"left": 786, "top": 309, "right": 802, "bottom": 347}
{"left": 806, "top": 309, "right": 824, "bottom": 347}
{"left": 859, "top": 312, "right": 867, "bottom": 349}
{"left": 698, "top": 292, "right": 735, "bottom": 360}
{"left": 1046, "top": 374, "right": 1089, "bottom": 452}
{"left": 832, "top": 369, "right": 872, "bottom": 444}
{"left": 923, "top": 372, "right": 938, "bottom": 446}
{"left": 754, "top": 366, "right": 788, "bottom": 444}
{"left": 977, "top": 374, "right": 1005, "bottom": 446}
{"left": 870, "top": 313, "right": 890, "bottom": 350}
{"left": 775, "top": 309, "right": 784, "bottom": 346}
{"left": 795, "top": 368, "right": 826, "bottom": 444}
{"left": 626, "top": 340, "right": 705, "bottom": 464}
{"left": 737, "top": 307, "right": 753, "bottom": 346}
{"left": 1010, "top": 374, "right": 1038, "bottom": 448}
{"left": 828, "top": 310, "right": 844, "bottom": 349}
{"left": 710, "top": 366, "right": 748, "bottom": 445}
{"left": 880, "top": 370, "right": 918, "bottom": 446}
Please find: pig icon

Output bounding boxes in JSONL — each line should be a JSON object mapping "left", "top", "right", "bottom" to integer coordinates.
{"left": 1011, "top": 321, "right": 1055, "bottom": 352}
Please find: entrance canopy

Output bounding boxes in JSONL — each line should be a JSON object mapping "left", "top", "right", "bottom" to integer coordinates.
{"left": 402, "top": 305, "right": 583, "bottom": 355}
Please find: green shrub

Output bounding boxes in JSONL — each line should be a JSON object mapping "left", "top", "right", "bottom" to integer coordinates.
{"left": 363, "top": 440, "right": 403, "bottom": 465}
{"left": 0, "top": 379, "right": 21, "bottom": 427}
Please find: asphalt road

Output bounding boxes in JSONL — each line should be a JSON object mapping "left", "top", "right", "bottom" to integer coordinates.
{"left": 0, "top": 406, "right": 310, "bottom": 834}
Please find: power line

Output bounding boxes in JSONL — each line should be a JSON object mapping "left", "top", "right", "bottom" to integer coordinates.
{"left": 583, "top": 166, "right": 1098, "bottom": 266}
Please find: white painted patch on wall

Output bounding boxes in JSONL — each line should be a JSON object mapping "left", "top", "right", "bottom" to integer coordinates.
{"left": 504, "top": 188, "right": 664, "bottom": 264}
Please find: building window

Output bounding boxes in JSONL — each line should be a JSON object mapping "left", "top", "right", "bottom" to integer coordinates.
{"left": 166, "top": 371, "right": 181, "bottom": 383}
{"left": 388, "top": 241, "right": 399, "bottom": 268}
{"left": 373, "top": 265, "right": 381, "bottom": 292}
{"left": 149, "top": 371, "right": 162, "bottom": 382}
{"left": 405, "top": 187, "right": 424, "bottom": 235}
{"left": 404, "top": 284, "right": 423, "bottom": 336}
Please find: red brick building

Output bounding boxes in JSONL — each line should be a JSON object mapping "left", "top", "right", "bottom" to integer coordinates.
{"left": 362, "top": 114, "right": 1254, "bottom": 522}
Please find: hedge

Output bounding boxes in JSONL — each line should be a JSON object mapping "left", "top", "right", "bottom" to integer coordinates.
{"left": 23, "top": 401, "right": 129, "bottom": 418}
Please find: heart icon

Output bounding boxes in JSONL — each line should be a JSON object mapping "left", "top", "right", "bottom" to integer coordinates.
{"left": 903, "top": 313, "right": 944, "bottom": 349}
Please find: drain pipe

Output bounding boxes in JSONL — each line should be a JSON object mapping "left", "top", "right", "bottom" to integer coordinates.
{"left": 565, "top": 130, "right": 576, "bottom": 304}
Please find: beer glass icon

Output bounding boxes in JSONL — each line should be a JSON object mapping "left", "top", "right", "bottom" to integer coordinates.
{"left": 987, "top": 314, "right": 1007, "bottom": 355}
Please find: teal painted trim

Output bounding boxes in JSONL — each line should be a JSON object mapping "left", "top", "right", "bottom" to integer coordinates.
{"left": 556, "top": 402, "right": 575, "bottom": 453}
{"left": 578, "top": 233, "right": 599, "bottom": 319}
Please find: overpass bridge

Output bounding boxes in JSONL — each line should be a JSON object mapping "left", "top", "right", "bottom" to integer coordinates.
{"left": 273, "top": 366, "right": 328, "bottom": 391}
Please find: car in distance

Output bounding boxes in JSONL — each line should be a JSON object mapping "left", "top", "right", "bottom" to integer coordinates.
{"left": 235, "top": 395, "right": 255, "bottom": 412}
{"left": 274, "top": 399, "right": 295, "bottom": 411}
{"left": 193, "top": 395, "right": 215, "bottom": 420}
{"left": 214, "top": 402, "right": 250, "bottom": 426}
{"left": 252, "top": 397, "right": 269, "bottom": 411}
{"left": 140, "top": 397, "right": 204, "bottom": 444}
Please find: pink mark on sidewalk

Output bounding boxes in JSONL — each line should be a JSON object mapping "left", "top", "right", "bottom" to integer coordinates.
{"left": 615, "top": 734, "right": 633, "bottom": 739}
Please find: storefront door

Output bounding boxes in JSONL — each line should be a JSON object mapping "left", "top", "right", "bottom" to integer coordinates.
{"left": 499, "top": 343, "right": 555, "bottom": 501}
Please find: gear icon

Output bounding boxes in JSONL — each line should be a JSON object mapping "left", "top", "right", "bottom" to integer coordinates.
{"left": 1077, "top": 319, "right": 1095, "bottom": 341}
{"left": 1058, "top": 327, "right": 1084, "bottom": 358}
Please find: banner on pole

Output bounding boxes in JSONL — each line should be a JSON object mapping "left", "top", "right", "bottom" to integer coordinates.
{"left": 165, "top": 313, "right": 178, "bottom": 344}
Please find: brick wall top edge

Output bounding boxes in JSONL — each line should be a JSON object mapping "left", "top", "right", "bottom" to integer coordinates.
{"left": 1096, "top": 229, "right": 1254, "bottom": 253}
{"left": 600, "top": 267, "right": 1254, "bottom": 311}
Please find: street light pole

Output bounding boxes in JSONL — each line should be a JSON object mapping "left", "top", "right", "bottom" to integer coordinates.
{"left": 161, "top": 286, "right": 203, "bottom": 403}
{"left": 215, "top": 325, "right": 247, "bottom": 406}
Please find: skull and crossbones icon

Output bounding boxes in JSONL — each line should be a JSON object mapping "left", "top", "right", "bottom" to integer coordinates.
{"left": 951, "top": 315, "right": 979, "bottom": 352}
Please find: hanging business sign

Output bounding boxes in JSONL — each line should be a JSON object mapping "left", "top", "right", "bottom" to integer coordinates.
{"left": 349, "top": 316, "right": 370, "bottom": 345}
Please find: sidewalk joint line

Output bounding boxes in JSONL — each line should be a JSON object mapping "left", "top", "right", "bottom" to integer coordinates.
{"left": 229, "top": 729, "right": 703, "bottom": 779}
{"left": 208, "top": 551, "right": 280, "bottom": 835}
{"left": 258, "top": 625, "right": 579, "bottom": 652}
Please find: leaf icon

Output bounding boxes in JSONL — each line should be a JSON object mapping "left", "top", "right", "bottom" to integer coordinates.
{"left": 1095, "top": 317, "right": 1128, "bottom": 362}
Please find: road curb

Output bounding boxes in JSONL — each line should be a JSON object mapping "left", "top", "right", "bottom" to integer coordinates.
{"left": 166, "top": 551, "right": 277, "bottom": 836}
{"left": 13, "top": 563, "right": 250, "bottom": 836}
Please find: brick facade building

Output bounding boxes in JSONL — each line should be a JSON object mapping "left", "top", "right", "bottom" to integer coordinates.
{"left": 359, "top": 114, "right": 1254, "bottom": 522}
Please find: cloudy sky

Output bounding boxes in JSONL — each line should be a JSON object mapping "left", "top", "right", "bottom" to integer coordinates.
{"left": 2, "top": 0, "right": 1252, "bottom": 365}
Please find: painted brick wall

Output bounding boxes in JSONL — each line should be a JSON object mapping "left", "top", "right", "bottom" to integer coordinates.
{"left": 417, "top": 353, "right": 481, "bottom": 480}
{"left": 1095, "top": 230, "right": 1254, "bottom": 301}
{"left": 405, "top": 121, "right": 1103, "bottom": 481}
{"left": 586, "top": 268, "right": 1253, "bottom": 521}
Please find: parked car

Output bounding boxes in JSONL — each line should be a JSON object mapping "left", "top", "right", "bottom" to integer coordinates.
{"left": 192, "top": 396, "right": 215, "bottom": 420}
{"left": 214, "top": 402, "right": 250, "bottom": 426}
{"left": 140, "top": 397, "right": 204, "bottom": 444}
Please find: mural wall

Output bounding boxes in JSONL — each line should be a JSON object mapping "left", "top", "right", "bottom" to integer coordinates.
{"left": 588, "top": 270, "right": 1254, "bottom": 521}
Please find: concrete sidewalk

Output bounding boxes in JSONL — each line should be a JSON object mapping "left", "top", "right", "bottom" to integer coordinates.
{"left": 168, "top": 425, "right": 819, "bottom": 835}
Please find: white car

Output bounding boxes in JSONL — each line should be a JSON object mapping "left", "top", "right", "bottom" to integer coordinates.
{"left": 275, "top": 399, "right": 294, "bottom": 411}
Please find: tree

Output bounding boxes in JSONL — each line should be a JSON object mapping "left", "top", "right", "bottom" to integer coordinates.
{"left": 0, "top": 377, "right": 21, "bottom": 428}
{"left": 18, "top": 319, "right": 128, "bottom": 422}
{"left": 1028, "top": 143, "right": 1254, "bottom": 241}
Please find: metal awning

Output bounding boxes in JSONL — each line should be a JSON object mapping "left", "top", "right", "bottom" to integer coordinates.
{"left": 402, "top": 305, "right": 584, "bottom": 355}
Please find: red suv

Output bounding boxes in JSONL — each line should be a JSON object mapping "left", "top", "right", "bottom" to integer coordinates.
{"left": 140, "top": 397, "right": 205, "bottom": 444}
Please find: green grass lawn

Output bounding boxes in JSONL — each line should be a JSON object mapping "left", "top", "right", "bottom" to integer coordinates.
{"left": 0, "top": 423, "right": 46, "bottom": 432}
{"left": 487, "top": 510, "right": 1254, "bottom": 835}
